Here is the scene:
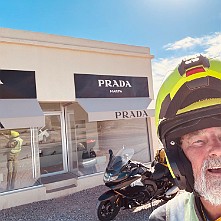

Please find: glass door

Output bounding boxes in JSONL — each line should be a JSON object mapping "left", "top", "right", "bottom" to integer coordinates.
{"left": 39, "top": 112, "right": 67, "bottom": 176}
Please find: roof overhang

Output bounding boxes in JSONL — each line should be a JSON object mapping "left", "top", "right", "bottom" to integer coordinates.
{"left": 77, "top": 97, "right": 155, "bottom": 122}
{"left": 0, "top": 99, "right": 45, "bottom": 129}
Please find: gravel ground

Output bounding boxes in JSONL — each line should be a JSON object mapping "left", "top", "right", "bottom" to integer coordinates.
{"left": 0, "top": 185, "right": 164, "bottom": 221}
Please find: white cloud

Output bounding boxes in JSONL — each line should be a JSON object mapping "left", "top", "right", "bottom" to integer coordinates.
{"left": 164, "top": 32, "right": 221, "bottom": 53}
{"left": 152, "top": 32, "right": 221, "bottom": 97}
{"left": 152, "top": 57, "right": 182, "bottom": 98}
{"left": 204, "top": 33, "right": 221, "bottom": 59}
{"left": 164, "top": 36, "right": 203, "bottom": 50}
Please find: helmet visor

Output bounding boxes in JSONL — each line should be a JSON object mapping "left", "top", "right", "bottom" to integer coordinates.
{"left": 159, "top": 104, "right": 221, "bottom": 142}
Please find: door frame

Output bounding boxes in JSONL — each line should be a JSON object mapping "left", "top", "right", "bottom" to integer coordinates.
{"left": 40, "top": 111, "right": 68, "bottom": 177}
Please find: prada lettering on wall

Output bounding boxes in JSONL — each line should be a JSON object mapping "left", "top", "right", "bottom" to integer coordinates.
{"left": 115, "top": 110, "right": 148, "bottom": 119}
{"left": 0, "top": 69, "right": 36, "bottom": 99}
{"left": 74, "top": 73, "right": 149, "bottom": 98}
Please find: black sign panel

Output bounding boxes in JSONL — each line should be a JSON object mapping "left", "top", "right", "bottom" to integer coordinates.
{"left": 0, "top": 70, "right": 37, "bottom": 99}
{"left": 74, "top": 74, "right": 149, "bottom": 98}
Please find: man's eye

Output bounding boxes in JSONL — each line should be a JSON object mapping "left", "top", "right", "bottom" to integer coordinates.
{"left": 193, "top": 140, "right": 204, "bottom": 144}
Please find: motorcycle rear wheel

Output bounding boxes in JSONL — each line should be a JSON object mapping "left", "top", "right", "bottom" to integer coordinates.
{"left": 96, "top": 197, "right": 121, "bottom": 221}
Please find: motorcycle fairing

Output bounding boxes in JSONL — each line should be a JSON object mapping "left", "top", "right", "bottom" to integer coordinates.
{"left": 98, "top": 190, "right": 119, "bottom": 202}
{"left": 107, "top": 176, "right": 141, "bottom": 190}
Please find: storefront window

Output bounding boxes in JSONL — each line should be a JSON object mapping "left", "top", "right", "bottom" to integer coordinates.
{"left": 97, "top": 118, "right": 151, "bottom": 163}
{"left": 66, "top": 103, "right": 151, "bottom": 177}
{"left": 0, "top": 128, "right": 40, "bottom": 193}
{"left": 74, "top": 120, "right": 99, "bottom": 176}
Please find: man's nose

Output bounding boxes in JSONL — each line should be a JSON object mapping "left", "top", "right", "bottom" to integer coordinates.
{"left": 208, "top": 137, "right": 221, "bottom": 157}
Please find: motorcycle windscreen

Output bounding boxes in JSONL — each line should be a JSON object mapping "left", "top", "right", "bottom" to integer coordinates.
{"left": 108, "top": 148, "right": 134, "bottom": 172}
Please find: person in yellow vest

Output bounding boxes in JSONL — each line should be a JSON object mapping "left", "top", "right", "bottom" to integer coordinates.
{"left": 3, "top": 130, "right": 23, "bottom": 191}
{"left": 149, "top": 55, "right": 221, "bottom": 221}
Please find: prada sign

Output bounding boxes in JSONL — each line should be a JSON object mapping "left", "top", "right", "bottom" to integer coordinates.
{"left": 74, "top": 73, "right": 149, "bottom": 98}
{"left": 115, "top": 110, "right": 148, "bottom": 119}
{"left": 0, "top": 69, "right": 37, "bottom": 99}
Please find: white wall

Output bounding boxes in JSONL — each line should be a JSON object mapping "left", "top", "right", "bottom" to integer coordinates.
{"left": 0, "top": 28, "right": 154, "bottom": 102}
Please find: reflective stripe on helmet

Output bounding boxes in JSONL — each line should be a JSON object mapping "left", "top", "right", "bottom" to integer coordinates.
{"left": 165, "top": 152, "right": 176, "bottom": 179}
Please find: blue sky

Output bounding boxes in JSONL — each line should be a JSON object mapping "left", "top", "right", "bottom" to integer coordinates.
{"left": 1, "top": 0, "right": 221, "bottom": 96}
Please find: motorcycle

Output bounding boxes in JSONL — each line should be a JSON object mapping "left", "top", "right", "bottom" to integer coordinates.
{"left": 96, "top": 147, "right": 179, "bottom": 221}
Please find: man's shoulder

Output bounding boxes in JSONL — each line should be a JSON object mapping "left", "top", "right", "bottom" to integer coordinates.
{"left": 149, "top": 203, "right": 166, "bottom": 221}
{"left": 149, "top": 192, "right": 193, "bottom": 221}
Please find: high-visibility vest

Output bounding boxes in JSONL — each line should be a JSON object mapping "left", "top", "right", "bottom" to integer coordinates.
{"left": 10, "top": 137, "right": 23, "bottom": 154}
{"left": 166, "top": 192, "right": 199, "bottom": 221}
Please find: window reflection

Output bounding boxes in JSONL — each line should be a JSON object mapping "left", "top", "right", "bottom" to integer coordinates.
{"left": 97, "top": 119, "right": 151, "bottom": 163}
{"left": 66, "top": 103, "right": 151, "bottom": 177}
{"left": 75, "top": 121, "right": 99, "bottom": 176}
{"left": 74, "top": 119, "right": 150, "bottom": 176}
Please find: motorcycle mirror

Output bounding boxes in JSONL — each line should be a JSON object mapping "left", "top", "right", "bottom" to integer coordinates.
{"left": 108, "top": 149, "right": 113, "bottom": 161}
{"left": 109, "top": 149, "right": 113, "bottom": 156}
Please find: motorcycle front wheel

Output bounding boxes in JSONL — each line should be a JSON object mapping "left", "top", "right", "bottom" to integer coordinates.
{"left": 96, "top": 197, "right": 121, "bottom": 221}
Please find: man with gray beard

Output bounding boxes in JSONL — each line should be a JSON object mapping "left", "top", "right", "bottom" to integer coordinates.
{"left": 191, "top": 143, "right": 221, "bottom": 206}
{"left": 149, "top": 55, "right": 221, "bottom": 220}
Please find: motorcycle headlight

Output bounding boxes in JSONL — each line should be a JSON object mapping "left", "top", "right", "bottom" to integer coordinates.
{"left": 103, "top": 172, "right": 118, "bottom": 182}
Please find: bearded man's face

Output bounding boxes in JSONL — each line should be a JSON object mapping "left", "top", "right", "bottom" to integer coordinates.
{"left": 181, "top": 127, "right": 221, "bottom": 205}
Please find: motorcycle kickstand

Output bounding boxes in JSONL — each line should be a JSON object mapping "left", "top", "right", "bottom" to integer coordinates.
{"left": 150, "top": 200, "right": 154, "bottom": 212}
{"left": 149, "top": 196, "right": 155, "bottom": 212}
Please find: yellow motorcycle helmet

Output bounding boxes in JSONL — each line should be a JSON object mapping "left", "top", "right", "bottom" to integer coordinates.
{"left": 155, "top": 55, "right": 221, "bottom": 192}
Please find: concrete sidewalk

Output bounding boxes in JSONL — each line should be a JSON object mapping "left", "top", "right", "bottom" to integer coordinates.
{"left": 0, "top": 185, "right": 162, "bottom": 221}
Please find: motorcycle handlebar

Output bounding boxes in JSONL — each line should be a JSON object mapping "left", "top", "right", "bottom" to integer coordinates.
{"left": 128, "top": 160, "right": 150, "bottom": 174}
{"left": 129, "top": 160, "right": 148, "bottom": 168}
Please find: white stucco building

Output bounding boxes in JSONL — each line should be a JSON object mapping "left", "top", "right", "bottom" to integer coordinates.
{"left": 0, "top": 28, "right": 157, "bottom": 209}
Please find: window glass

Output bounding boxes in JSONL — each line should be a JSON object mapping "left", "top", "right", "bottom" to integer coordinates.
{"left": 75, "top": 119, "right": 150, "bottom": 176}
{"left": 39, "top": 114, "right": 64, "bottom": 175}
{"left": 0, "top": 128, "right": 40, "bottom": 192}
{"left": 97, "top": 118, "right": 151, "bottom": 163}
{"left": 75, "top": 120, "right": 99, "bottom": 176}
{"left": 66, "top": 102, "right": 151, "bottom": 177}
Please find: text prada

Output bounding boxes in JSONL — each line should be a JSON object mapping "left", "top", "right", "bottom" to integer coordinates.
{"left": 115, "top": 110, "right": 148, "bottom": 119}
{"left": 98, "top": 79, "right": 132, "bottom": 88}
